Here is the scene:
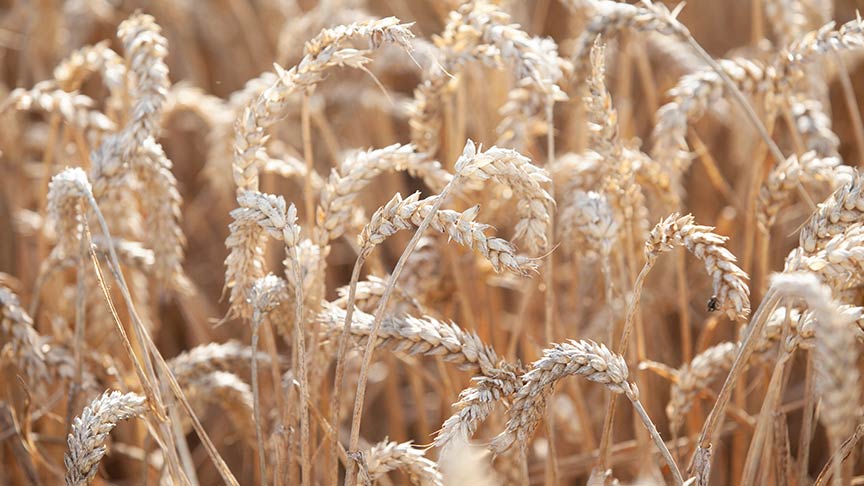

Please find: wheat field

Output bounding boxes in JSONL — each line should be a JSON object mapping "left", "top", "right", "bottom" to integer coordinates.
{"left": 1, "top": 0, "right": 864, "bottom": 484}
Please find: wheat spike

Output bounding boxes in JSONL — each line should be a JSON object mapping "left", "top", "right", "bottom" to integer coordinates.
{"left": 360, "top": 440, "right": 444, "bottom": 486}
{"left": 64, "top": 391, "right": 148, "bottom": 486}
{"left": 490, "top": 339, "right": 636, "bottom": 453}
{"left": 647, "top": 213, "right": 751, "bottom": 320}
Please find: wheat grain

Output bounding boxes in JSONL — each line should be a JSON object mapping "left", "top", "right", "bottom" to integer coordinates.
{"left": 791, "top": 97, "right": 840, "bottom": 158}
{"left": 785, "top": 224, "right": 864, "bottom": 291}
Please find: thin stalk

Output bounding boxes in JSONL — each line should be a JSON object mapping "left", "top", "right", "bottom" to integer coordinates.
{"left": 815, "top": 424, "right": 864, "bottom": 486}
{"left": 620, "top": 260, "right": 654, "bottom": 354}
{"left": 84, "top": 193, "right": 240, "bottom": 486}
{"left": 832, "top": 53, "right": 864, "bottom": 166}
{"left": 797, "top": 352, "right": 816, "bottom": 485}
{"left": 691, "top": 286, "right": 783, "bottom": 474}
{"left": 67, "top": 225, "right": 87, "bottom": 431}
{"left": 330, "top": 255, "right": 368, "bottom": 486}
{"left": 597, "top": 259, "right": 653, "bottom": 475}
{"left": 285, "top": 243, "right": 311, "bottom": 486}
{"left": 740, "top": 350, "right": 793, "bottom": 484}
{"left": 36, "top": 113, "right": 61, "bottom": 265}
{"left": 302, "top": 91, "right": 315, "bottom": 227}
{"left": 83, "top": 224, "right": 190, "bottom": 486}
{"left": 675, "top": 250, "right": 691, "bottom": 363}
{"left": 543, "top": 101, "right": 559, "bottom": 486}
{"left": 629, "top": 397, "right": 684, "bottom": 485}
{"left": 345, "top": 176, "right": 462, "bottom": 485}
{"left": 251, "top": 311, "right": 267, "bottom": 486}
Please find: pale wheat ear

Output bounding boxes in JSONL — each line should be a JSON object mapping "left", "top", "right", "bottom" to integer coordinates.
{"left": 646, "top": 213, "right": 750, "bottom": 321}
{"left": 409, "top": 1, "right": 567, "bottom": 156}
{"left": 361, "top": 440, "right": 443, "bottom": 486}
{"left": 65, "top": 391, "right": 148, "bottom": 486}
{"left": 233, "top": 18, "right": 416, "bottom": 197}
{"left": 490, "top": 339, "right": 684, "bottom": 485}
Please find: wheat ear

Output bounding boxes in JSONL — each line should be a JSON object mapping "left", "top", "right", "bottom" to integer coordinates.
{"left": 798, "top": 169, "right": 864, "bottom": 253}
{"left": 1, "top": 80, "right": 115, "bottom": 133}
{"left": 758, "top": 151, "right": 851, "bottom": 231}
{"left": 360, "top": 192, "right": 536, "bottom": 275}
{"left": 646, "top": 213, "right": 750, "bottom": 320}
{"left": 313, "top": 143, "right": 451, "bottom": 246}
{"left": 116, "top": 12, "right": 169, "bottom": 156}
{"left": 233, "top": 17, "right": 415, "bottom": 195}
{"left": 666, "top": 341, "right": 739, "bottom": 436}
{"left": 770, "top": 273, "right": 859, "bottom": 486}
{"left": 359, "top": 440, "right": 444, "bottom": 486}
{"left": 490, "top": 339, "right": 684, "bottom": 485}
{"left": 0, "top": 285, "right": 50, "bottom": 387}
{"left": 409, "top": 1, "right": 567, "bottom": 155}
{"left": 64, "top": 391, "right": 148, "bottom": 486}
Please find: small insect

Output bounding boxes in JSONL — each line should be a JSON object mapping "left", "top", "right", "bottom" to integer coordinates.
{"left": 707, "top": 296, "right": 720, "bottom": 312}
